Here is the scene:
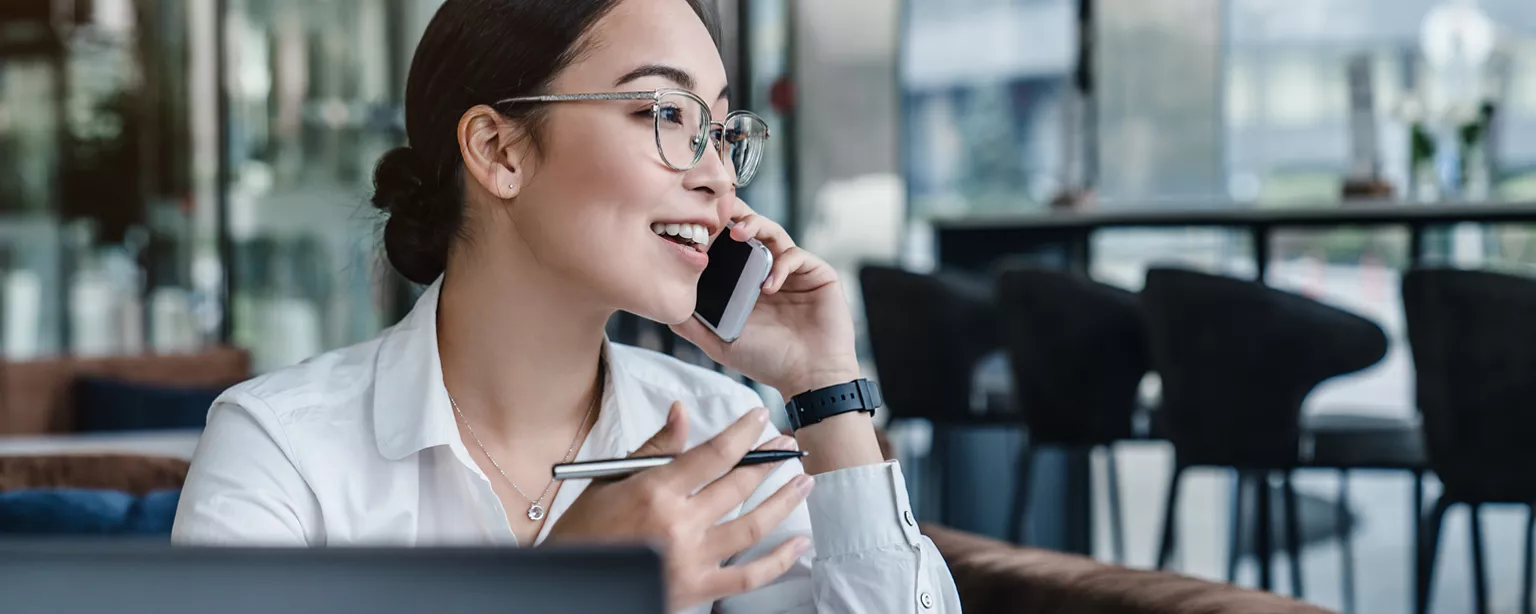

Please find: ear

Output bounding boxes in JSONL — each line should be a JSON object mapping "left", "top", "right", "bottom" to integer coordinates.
{"left": 457, "top": 105, "right": 531, "bottom": 201}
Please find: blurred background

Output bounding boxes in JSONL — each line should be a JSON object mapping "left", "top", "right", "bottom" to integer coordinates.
{"left": 3, "top": 0, "right": 1536, "bottom": 613}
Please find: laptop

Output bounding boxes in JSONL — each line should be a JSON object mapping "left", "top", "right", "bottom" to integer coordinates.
{"left": 0, "top": 540, "right": 664, "bottom": 614}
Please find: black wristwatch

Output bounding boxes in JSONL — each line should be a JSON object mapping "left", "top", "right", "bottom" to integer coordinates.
{"left": 784, "top": 378, "right": 883, "bottom": 431}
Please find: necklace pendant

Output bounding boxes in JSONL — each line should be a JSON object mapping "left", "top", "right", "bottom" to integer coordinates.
{"left": 527, "top": 504, "right": 546, "bottom": 521}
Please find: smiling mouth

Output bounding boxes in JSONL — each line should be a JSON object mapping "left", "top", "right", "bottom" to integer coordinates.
{"left": 651, "top": 223, "right": 710, "bottom": 252}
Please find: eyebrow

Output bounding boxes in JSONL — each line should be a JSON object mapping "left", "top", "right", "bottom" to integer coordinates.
{"left": 614, "top": 63, "right": 730, "bottom": 100}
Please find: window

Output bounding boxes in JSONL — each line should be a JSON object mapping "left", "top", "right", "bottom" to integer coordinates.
{"left": 901, "top": 0, "right": 1077, "bottom": 217}
{"left": 222, "top": 0, "right": 415, "bottom": 372}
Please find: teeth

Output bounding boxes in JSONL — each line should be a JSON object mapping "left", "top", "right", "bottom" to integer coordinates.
{"left": 651, "top": 222, "right": 710, "bottom": 247}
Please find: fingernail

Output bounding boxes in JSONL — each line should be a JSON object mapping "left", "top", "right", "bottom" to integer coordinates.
{"left": 750, "top": 407, "right": 768, "bottom": 424}
{"left": 794, "top": 474, "right": 815, "bottom": 494}
{"left": 794, "top": 536, "right": 812, "bottom": 554}
{"left": 762, "top": 435, "right": 795, "bottom": 451}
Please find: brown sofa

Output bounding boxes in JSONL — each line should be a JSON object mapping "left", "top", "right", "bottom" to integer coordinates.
{"left": 0, "top": 454, "right": 190, "bottom": 496}
{"left": 921, "top": 523, "right": 1331, "bottom": 614}
{"left": 0, "top": 347, "right": 250, "bottom": 434}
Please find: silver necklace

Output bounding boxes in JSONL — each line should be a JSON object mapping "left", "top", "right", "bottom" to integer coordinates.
{"left": 448, "top": 367, "right": 603, "bottom": 522}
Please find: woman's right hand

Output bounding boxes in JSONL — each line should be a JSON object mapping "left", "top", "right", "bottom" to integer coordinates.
{"left": 545, "top": 402, "right": 814, "bottom": 612}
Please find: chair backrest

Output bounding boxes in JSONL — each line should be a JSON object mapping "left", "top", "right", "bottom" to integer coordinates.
{"left": 1140, "top": 268, "right": 1387, "bottom": 467}
{"left": 994, "top": 267, "right": 1147, "bottom": 445}
{"left": 1403, "top": 268, "right": 1536, "bottom": 501}
{"left": 859, "top": 265, "right": 1006, "bottom": 423}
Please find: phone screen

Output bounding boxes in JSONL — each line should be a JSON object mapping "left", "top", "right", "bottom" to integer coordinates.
{"left": 695, "top": 232, "right": 755, "bottom": 328}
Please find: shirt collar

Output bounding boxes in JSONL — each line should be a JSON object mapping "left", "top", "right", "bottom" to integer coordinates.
{"left": 372, "top": 276, "right": 641, "bottom": 462}
{"left": 372, "top": 278, "right": 456, "bottom": 461}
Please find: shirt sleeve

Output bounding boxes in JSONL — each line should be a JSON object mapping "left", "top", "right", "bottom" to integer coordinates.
{"left": 171, "top": 392, "right": 320, "bottom": 546}
{"left": 715, "top": 390, "right": 962, "bottom": 614}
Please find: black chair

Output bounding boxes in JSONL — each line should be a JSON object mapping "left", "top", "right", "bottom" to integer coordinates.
{"left": 1403, "top": 268, "right": 1536, "bottom": 614}
{"left": 994, "top": 267, "right": 1149, "bottom": 560}
{"left": 859, "top": 265, "right": 1012, "bottom": 525}
{"left": 1141, "top": 267, "right": 1422, "bottom": 604}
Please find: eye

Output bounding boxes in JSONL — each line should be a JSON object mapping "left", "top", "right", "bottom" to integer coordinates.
{"left": 657, "top": 104, "right": 685, "bottom": 126}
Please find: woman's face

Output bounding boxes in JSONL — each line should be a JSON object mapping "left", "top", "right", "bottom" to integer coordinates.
{"left": 495, "top": 0, "right": 735, "bottom": 324}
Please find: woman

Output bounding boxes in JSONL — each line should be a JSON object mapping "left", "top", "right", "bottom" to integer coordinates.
{"left": 172, "top": 0, "right": 960, "bottom": 612}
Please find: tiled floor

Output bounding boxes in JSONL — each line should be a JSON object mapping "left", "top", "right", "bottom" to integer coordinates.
{"left": 1107, "top": 444, "right": 1532, "bottom": 614}
{"left": 897, "top": 428, "right": 1533, "bottom": 614}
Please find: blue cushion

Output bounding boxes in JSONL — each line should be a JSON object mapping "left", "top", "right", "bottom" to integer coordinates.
{"left": 74, "top": 376, "right": 227, "bottom": 432}
{"left": 130, "top": 489, "right": 182, "bottom": 532}
{"left": 0, "top": 488, "right": 182, "bottom": 535}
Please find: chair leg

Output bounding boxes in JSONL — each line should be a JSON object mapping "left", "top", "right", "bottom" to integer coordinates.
{"left": 1282, "top": 471, "right": 1304, "bottom": 599}
{"left": 1417, "top": 497, "right": 1452, "bottom": 614}
{"left": 1007, "top": 441, "right": 1035, "bottom": 545}
{"left": 1256, "top": 470, "right": 1274, "bottom": 592}
{"left": 1412, "top": 471, "right": 1425, "bottom": 613}
{"left": 1105, "top": 444, "right": 1126, "bottom": 564}
{"left": 934, "top": 425, "right": 952, "bottom": 526}
{"left": 1227, "top": 470, "right": 1246, "bottom": 584}
{"left": 1470, "top": 504, "right": 1489, "bottom": 614}
{"left": 1156, "top": 465, "right": 1187, "bottom": 570}
{"left": 1523, "top": 505, "right": 1534, "bottom": 614}
{"left": 1338, "top": 470, "right": 1356, "bottom": 614}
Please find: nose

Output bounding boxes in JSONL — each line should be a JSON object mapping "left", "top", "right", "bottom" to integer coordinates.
{"left": 681, "top": 132, "right": 734, "bottom": 199}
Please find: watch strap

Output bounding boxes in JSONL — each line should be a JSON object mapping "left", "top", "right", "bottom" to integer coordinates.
{"left": 785, "top": 379, "right": 882, "bottom": 431}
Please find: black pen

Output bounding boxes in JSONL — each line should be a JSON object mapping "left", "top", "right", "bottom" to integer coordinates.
{"left": 552, "top": 450, "right": 807, "bottom": 481}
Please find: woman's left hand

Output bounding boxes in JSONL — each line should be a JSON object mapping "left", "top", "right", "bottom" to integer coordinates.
{"left": 670, "top": 198, "right": 860, "bottom": 399}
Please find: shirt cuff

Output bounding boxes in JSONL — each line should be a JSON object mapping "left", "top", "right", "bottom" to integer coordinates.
{"left": 805, "top": 460, "right": 924, "bottom": 558}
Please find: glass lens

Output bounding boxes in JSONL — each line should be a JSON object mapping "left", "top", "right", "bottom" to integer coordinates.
{"left": 722, "top": 112, "right": 769, "bottom": 187}
{"left": 654, "top": 91, "right": 709, "bottom": 170}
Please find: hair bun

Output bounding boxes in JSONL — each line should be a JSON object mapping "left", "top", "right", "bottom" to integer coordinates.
{"left": 372, "top": 146, "right": 455, "bottom": 285}
{"left": 371, "top": 146, "right": 431, "bottom": 215}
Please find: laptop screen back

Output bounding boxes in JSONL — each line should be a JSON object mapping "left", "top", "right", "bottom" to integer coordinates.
{"left": 0, "top": 541, "right": 664, "bottom": 614}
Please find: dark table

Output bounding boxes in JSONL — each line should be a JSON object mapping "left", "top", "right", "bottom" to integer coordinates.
{"left": 928, "top": 200, "right": 1536, "bottom": 555}
{"left": 933, "top": 200, "right": 1536, "bottom": 279}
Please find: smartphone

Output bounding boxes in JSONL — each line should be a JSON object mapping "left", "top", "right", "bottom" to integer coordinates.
{"left": 693, "top": 226, "right": 773, "bottom": 342}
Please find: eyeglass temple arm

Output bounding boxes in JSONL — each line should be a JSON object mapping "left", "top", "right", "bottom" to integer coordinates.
{"left": 495, "top": 92, "right": 660, "bottom": 106}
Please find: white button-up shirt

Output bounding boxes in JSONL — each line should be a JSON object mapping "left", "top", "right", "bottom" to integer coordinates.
{"left": 172, "top": 279, "right": 961, "bottom": 614}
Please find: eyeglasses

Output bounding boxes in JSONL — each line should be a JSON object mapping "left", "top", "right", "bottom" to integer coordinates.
{"left": 495, "top": 88, "right": 770, "bottom": 188}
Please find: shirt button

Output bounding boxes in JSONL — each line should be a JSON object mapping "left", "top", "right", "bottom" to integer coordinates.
{"left": 920, "top": 592, "right": 934, "bottom": 609}
{"left": 904, "top": 510, "right": 916, "bottom": 527}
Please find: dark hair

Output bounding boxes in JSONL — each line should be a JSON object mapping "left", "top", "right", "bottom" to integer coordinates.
{"left": 372, "top": 0, "right": 723, "bottom": 285}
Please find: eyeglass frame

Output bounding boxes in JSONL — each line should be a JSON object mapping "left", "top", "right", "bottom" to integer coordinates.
{"left": 493, "top": 88, "right": 770, "bottom": 186}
